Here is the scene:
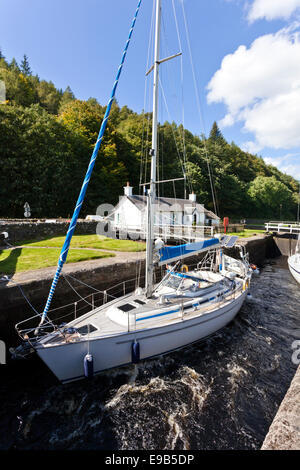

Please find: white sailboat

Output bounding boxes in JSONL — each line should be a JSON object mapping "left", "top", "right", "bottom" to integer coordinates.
{"left": 15, "top": 0, "right": 253, "bottom": 384}
{"left": 288, "top": 235, "right": 300, "bottom": 284}
{"left": 288, "top": 182, "right": 300, "bottom": 284}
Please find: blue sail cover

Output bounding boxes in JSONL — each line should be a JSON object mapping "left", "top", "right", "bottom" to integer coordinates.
{"left": 158, "top": 238, "right": 220, "bottom": 265}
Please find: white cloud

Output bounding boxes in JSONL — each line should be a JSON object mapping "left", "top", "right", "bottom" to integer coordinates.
{"left": 241, "top": 89, "right": 300, "bottom": 149}
{"left": 264, "top": 154, "right": 300, "bottom": 180}
{"left": 207, "top": 24, "right": 300, "bottom": 151}
{"left": 219, "top": 113, "right": 235, "bottom": 128}
{"left": 248, "top": 0, "right": 300, "bottom": 22}
{"left": 241, "top": 141, "right": 263, "bottom": 154}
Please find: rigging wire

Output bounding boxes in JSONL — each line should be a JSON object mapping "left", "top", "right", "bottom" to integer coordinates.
{"left": 181, "top": 0, "right": 219, "bottom": 217}
{"left": 137, "top": 0, "right": 156, "bottom": 288}
{"left": 158, "top": 77, "right": 191, "bottom": 193}
{"left": 63, "top": 272, "right": 114, "bottom": 296}
{"left": 62, "top": 274, "right": 94, "bottom": 307}
{"left": 160, "top": 11, "right": 190, "bottom": 198}
{"left": 0, "top": 276, "right": 40, "bottom": 316}
{"left": 171, "top": 0, "right": 188, "bottom": 199}
{"left": 140, "top": 0, "right": 156, "bottom": 192}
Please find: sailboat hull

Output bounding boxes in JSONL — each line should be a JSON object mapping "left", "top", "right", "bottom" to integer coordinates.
{"left": 36, "top": 290, "right": 246, "bottom": 384}
{"left": 288, "top": 254, "right": 300, "bottom": 284}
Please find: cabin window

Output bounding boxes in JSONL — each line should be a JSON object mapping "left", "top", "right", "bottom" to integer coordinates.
{"left": 77, "top": 324, "right": 97, "bottom": 335}
{"left": 134, "top": 299, "right": 145, "bottom": 305}
{"left": 118, "top": 303, "right": 136, "bottom": 312}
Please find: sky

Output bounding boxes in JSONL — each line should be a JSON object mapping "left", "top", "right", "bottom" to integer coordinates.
{"left": 1, "top": 0, "right": 300, "bottom": 181}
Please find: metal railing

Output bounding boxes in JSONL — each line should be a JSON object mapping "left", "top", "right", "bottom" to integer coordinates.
{"left": 15, "top": 256, "right": 245, "bottom": 343}
{"left": 15, "top": 270, "right": 164, "bottom": 341}
{"left": 265, "top": 222, "right": 300, "bottom": 234}
{"left": 114, "top": 223, "right": 215, "bottom": 240}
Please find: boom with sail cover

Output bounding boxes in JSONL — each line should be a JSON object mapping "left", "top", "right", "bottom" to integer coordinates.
{"left": 158, "top": 238, "right": 220, "bottom": 265}
{"left": 157, "top": 235, "right": 239, "bottom": 266}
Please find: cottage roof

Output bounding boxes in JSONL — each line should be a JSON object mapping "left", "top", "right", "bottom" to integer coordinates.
{"left": 118, "top": 195, "right": 219, "bottom": 220}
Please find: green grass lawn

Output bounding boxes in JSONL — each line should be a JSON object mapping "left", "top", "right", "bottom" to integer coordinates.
{"left": 20, "top": 234, "right": 146, "bottom": 252}
{"left": 227, "top": 229, "right": 265, "bottom": 238}
{"left": 0, "top": 247, "right": 114, "bottom": 274}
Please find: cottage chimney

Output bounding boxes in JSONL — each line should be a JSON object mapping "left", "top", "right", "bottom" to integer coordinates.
{"left": 124, "top": 181, "right": 133, "bottom": 196}
{"left": 189, "top": 192, "right": 196, "bottom": 202}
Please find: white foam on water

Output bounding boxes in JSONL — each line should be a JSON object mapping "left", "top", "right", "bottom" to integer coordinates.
{"left": 104, "top": 375, "right": 168, "bottom": 410}
{"left": 163, "top": 404, "right": 190, "bottom": 450}
{"left": 178, "top": 366, "right": 212, "bottom": 411}
{"left": 227, "top": 363, "right": 248, "bottom": 391}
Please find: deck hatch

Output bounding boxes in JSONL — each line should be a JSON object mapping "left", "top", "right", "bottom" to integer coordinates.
{"left": 77, "top": 324, "right": 98, "bottom": 335}
{"left": 118, "top": 303, "right": 136, "bottom": 312}
{"left": 134, "top": 299, "right": 146, "bottom": 305}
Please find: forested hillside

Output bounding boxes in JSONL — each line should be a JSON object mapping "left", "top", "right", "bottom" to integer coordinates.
{"left": 0, "top": 51, "right": 299, "bottom": 220}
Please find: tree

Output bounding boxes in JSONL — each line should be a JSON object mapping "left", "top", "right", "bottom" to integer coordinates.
{"left": 87, "top": 97, "right": 99, "bottom": 107}
{"left": 0, "top": 48, "right": 5, "bottom": 60}
{"left": 20, "top": 54, "right": 32, "bottom": 76}
{"left": 59, "top": 86, "right": 75, "bottom": 112}
{"left": 0, "top": 104, "right": 80, "bottom": 217}
{"left": 0, "top": 66, "right": 37, "bottom": 106}
{"left": 209, "top": 121, "right": 226, "bottom": 144}
{"left": 59, "top": 99, "right": 128, "bottom": 211}
{"left": 248, "top": 176, "right": 294, "bottom": 219}
{"left": 0, "top": 52, "right": 299, "bottom": 219}
{"left": 36, "top": 80, "right": 61, "bottom": 114}
{"left": 10, "top": 58, "right": 19, "bottom": 72}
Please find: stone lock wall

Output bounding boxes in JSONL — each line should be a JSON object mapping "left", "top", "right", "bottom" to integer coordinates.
{"left": 0, "top": 219, "right": 98, "bottom": 244}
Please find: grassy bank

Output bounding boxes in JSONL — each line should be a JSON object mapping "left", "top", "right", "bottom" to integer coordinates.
{"left": 227, "top": 229, "right": 265, "bottom": 238}
{"left": 0, "top": 235, "right": 145, "bottom": 275}
{"left": 0, "top": 247, "right": 114, "bottom": 274}
{"left": 20, "top": 234, "right": 146, "bottom": 252}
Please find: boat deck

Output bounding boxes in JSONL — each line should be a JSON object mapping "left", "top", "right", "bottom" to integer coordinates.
{"left": 40, "top": 272, "right": 243, "bottom": 347}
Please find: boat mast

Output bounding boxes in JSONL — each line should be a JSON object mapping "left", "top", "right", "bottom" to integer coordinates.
{"left": 146, "top": 0, "right": 161, "bottom": 298}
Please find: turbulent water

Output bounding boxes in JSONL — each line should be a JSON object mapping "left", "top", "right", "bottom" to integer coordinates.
{"left": 1, "top": 257, "right": 299, "bottom": 450}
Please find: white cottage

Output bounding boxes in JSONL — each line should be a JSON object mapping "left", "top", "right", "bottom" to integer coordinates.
{"left": 113, "top": 183, "right": 219, "bottom": 235}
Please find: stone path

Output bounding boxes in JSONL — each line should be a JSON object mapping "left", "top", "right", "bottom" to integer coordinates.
{"left": 1, "top": 250, "right": 146, "bottom": 288}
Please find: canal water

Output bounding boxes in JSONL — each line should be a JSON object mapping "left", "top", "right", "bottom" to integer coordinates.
{"left": 1, "top": 256, "right": 299, "bottom": 450}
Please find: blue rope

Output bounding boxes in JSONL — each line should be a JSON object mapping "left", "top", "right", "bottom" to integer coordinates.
{"left": 40, "top": 0, "right": 143, "bottom": 324}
